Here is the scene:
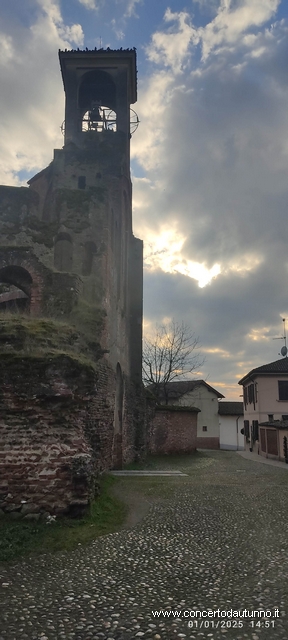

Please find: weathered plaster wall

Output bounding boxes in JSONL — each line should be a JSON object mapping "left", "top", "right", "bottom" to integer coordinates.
{"left": 175, "top": 387, "right": 220, "bottom": 441}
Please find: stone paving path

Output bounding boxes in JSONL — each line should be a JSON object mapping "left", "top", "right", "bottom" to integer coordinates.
{"left": 1, "top": 450, "right": 288, "bottom": 640}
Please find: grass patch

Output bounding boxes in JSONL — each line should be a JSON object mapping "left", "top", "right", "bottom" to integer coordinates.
{"left": 0, "top": 476, "right": 127, "bottom": 564}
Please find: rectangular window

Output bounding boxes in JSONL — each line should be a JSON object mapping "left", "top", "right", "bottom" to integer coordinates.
{"left": 244, "top": 420, "right": 250, "bottom": 438}
{"left": 268, "top": 414, "right": 274, "bottom": 422}
{"left": 202, "top": 426, "right": 207, "bottom": 432}
{"left": 282, "top": 415, "right": 288, "bottom": 420}
{"left": 278, "top": 381, "right": 288, "bottom": 401}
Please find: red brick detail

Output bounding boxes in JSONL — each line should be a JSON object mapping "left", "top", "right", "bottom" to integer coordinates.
{"left": 196, "top": 437, "right": 220, "bottom": 449}
{"left": 148, "top": 409, "right": 197, "bottom": 455}
{"left": 0, "top": 354, "right": 144, "bottom": 515}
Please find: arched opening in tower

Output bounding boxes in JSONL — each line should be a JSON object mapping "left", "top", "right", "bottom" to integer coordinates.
{"left": 82, "top": 105, "right": 117, "bottom": 133}
{"left": 0, "top": 266, "right": 32, "bottom": 313}
{"left": 78, "top": 70, "right": 117, "bottom": 133}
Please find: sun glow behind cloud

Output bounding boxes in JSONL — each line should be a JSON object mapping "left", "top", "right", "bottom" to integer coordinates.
{"left": 143, "top": 227, "right": 221, "bottom": 287}
{"left": 142, "top": 225, "right": 264, "bottom": 288}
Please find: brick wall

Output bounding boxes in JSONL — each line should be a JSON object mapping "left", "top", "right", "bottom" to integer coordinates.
{"left": 0, "top": 348, "right": 143, "bottom": 517}
{"left": 148, "top": 407, "right": 198, "bottom": 455}
{"left": 0, "top": 353, "right": 110, "bottom": 517}
{"left": 196, "top": 437, "right": 220, "bottom": 449}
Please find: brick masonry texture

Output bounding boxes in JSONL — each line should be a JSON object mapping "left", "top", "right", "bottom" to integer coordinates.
{"left": 0, "top": 51, "right": 144, "bottom": 517}
{"left": 196, "top": 437, "right": 220, "bottom": 449}
{"left": 148, "top": 408, "right": 198, "bottom": 455}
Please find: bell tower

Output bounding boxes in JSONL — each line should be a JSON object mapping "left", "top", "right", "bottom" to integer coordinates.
{"left": 59, "top": 48, "right": 137, "bottom": 174}
{"left": 0, "top": 48, "right": 144, "bottom": 514}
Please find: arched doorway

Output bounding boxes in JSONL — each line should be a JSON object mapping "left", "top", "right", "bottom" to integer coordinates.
{"left": 0, "top": 266, "right": 32, "bottom": 313}
{"left": 113, "top": 363, "right": 124, "bottom": 469}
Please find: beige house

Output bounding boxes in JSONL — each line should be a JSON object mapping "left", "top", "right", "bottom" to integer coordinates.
{"left": 238, "top": 358, "right": 288, "bottom": 461}
{"left": 154, "top": 380, "right": 224, "bottom": 449}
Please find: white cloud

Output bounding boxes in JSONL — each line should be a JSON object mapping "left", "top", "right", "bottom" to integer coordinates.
{"left": 199, "top": 0, "right": 281, "bottom": 59}
{"left": 34, "top": 0, "right": 84, "bottom": 46}
{"left": 131, "top": 71, "right": 174, "bottom": 170}
{"left": 0, "top": 1, "right": 84, "bottom": 185}
{"left": 132, "top": 2, "right": 288, "bottom": 396}
{"left": 78, "top": 0, "right": 98, "bottom": 9}
{"left": 146, "top": 9, "right": 199, "bottom": 73}
{"left": 110, "top": 1, "right": 142, "bottom": 40}
{"left": 0, "top": 34, "right": 14, "bottom": 65}
{"left": 111, "top": 18, "right": 125, "bottom": 40}
{"left": 124, "top": 0, "right": 142, "bottom": 18}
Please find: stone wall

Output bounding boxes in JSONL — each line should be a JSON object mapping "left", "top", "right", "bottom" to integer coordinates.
{"left": 148, "top": 406, "right": 198, "bottom": 455}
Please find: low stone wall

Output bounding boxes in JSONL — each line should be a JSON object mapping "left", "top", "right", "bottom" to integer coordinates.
{"left": 148, "top": 406, "right": 199, "bottom": 455}
{"left": 196, "top": 437, "right": 220, "bottom": 450}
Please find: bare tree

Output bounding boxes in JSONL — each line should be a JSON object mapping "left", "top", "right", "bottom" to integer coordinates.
{"left": 143, "top": 320, "right": 204, "bottom": 404}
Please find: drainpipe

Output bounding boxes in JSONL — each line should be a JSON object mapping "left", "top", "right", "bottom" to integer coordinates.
{"left": 236, "top": 415, "right": 241, "bottom": 450}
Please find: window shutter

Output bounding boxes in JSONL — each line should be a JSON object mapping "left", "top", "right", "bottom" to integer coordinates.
{"left": 244, "top": 420, "right": 250, "bottom": 438}
{"left": 252, "top": 420, "right": 258, "bottom": 441}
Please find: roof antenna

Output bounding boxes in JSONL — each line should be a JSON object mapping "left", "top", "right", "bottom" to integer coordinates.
{"left": 273, "top": 317, "right": 287, "bottom": 357}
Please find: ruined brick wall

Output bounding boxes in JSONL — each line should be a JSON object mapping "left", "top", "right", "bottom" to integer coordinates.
{"left": 148, "top": 407, "right": 198, "bottom": 455}
{"left": 0, "top": 317, "right": 144, "bottom": 517}
{"left": 0, "top": 352, "right": 97, "bottom": 517}
{"left": 121, "top": 378, "right": 147, "bottom": 465}
{"left": 0, "top": 247, "right": 80, "bottom": 317}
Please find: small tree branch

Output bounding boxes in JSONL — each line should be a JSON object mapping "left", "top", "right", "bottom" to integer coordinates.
{"left": 142, "top": 319, "right": 204, "bottom": 404}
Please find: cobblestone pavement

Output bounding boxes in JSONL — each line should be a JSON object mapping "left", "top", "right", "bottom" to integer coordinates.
{"left": 1, "top": 451, "right": 288, "bottom": 640}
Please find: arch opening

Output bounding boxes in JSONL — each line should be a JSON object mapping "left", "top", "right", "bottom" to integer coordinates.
{"left": 0, "top": 266, "right": 32, "bottom": 313}
{"left": 82, "top": 105, "right": 117, "bottom": 133}
{"left": 78, "top": 70, "right": 116, "bottom": 112}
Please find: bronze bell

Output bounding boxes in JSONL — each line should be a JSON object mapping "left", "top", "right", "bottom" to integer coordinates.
{"left": 89, "top": 105, "right": 102, "bottom": 122}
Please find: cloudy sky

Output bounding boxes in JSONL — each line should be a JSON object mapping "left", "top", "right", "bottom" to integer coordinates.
{"left": 1, "top": 0, "right": 288, "bottom": 399}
